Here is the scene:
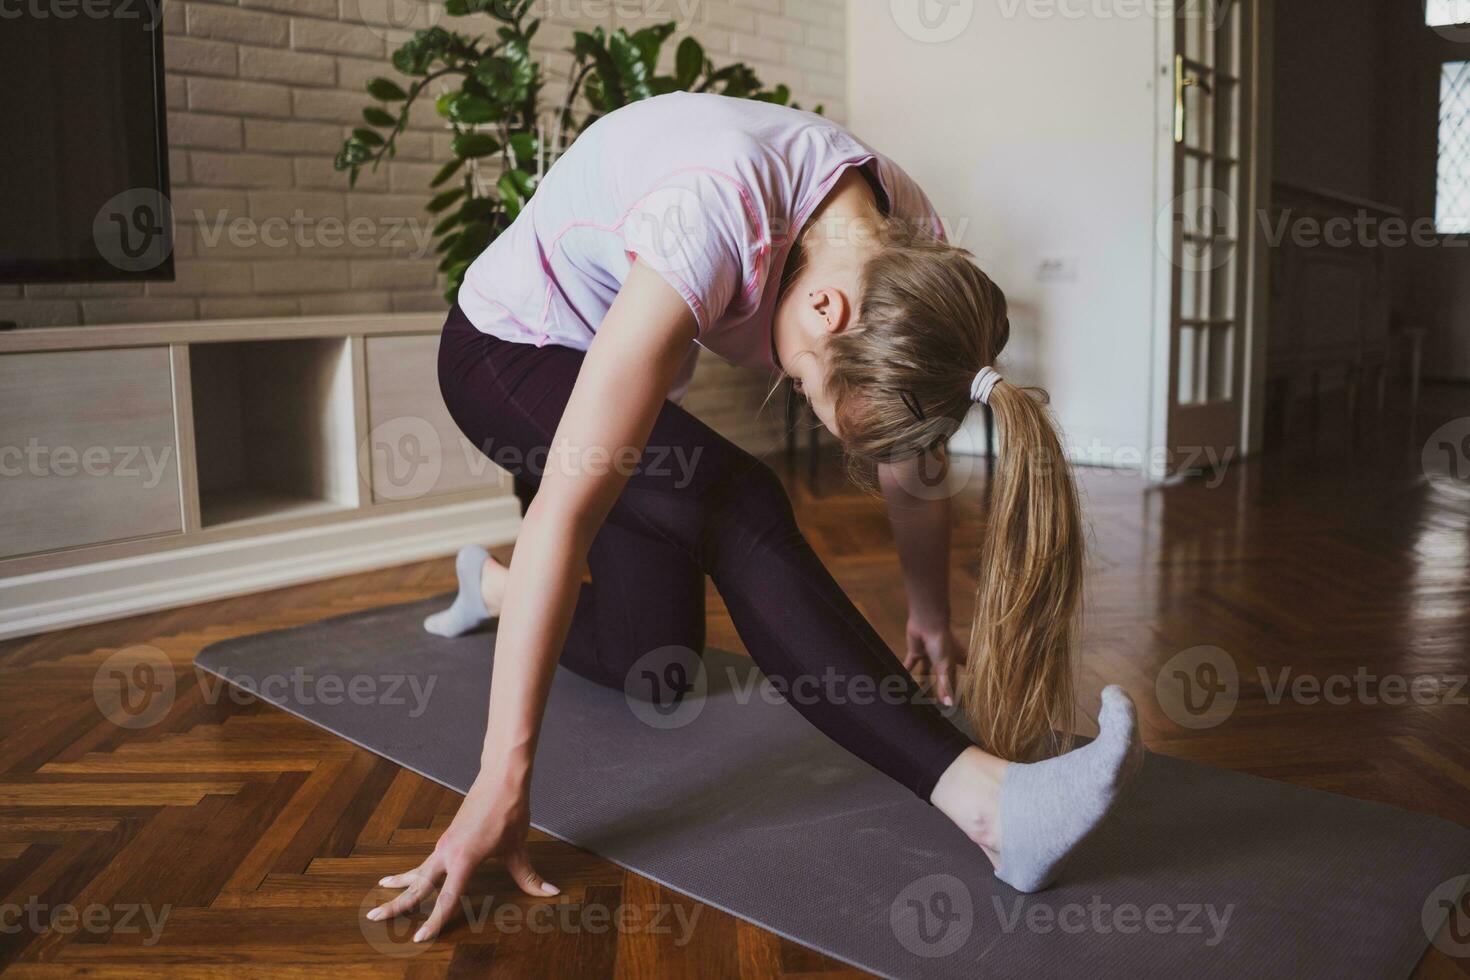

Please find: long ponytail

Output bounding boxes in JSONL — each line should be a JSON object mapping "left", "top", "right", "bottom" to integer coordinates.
{"left": 823, "top": 223, "right": 1084, "bottom": 762}
{"left": 965, "top": 381, "right": 1082, "bottom": 761}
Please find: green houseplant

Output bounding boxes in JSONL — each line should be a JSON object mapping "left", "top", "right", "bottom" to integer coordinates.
{"left": 335, "top": 0, "right": 817, "bottom": 302}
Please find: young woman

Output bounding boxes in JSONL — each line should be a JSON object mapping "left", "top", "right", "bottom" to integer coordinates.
{"left": 368, "top": 92, "right": 1142, "bottom": 941}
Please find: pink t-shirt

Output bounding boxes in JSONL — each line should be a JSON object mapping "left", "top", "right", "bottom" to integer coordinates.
{"left": 457, "top": 92, "right": 944, "bottom": 401}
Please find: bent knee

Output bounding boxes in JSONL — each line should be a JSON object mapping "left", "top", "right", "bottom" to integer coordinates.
{"left": 710, "top": 458, "right": 800, "bottom": 548}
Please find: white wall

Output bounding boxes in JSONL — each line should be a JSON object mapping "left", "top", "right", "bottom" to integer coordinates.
{"left": 847, "top": 1, "right": 1164, "bottom": 465}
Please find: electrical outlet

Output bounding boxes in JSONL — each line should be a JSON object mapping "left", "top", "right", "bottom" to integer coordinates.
{"left": 1037, "top": 254, "right": 1079, "bottom": 282}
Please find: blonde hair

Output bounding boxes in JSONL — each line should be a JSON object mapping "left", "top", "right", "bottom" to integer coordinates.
{"left": 826, "top": 218, "right": 1083, "bottom": 762}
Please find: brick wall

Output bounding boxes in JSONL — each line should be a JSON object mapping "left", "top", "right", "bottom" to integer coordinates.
{"left": 1, "top": 0, "right": 846, "bottom": 453}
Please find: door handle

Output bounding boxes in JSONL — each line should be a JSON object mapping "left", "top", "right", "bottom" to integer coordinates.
{"left": 1174, "top": 54, "right": 1213, "bottom": 143}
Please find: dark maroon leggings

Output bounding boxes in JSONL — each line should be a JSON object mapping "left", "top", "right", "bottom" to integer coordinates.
{"left": 437, "top": 303, "right": 973, "bottom": 801}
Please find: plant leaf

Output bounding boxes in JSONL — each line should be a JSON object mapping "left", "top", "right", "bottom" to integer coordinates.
{"left": 608, "top": 31, "right": 652, "bottom": 101}
{"left": 427, "top": 186, "right": 467, "bottom": 214}
{"left": 508, "top": 131, "right": 538, "bottom": 167}
{"left": 675, "top": 37, "right": 703, "bottom": 89}
{"left": 451, "top": 132, "right": 501, "bottom": 158}
{"left": 362, "top": 106, "right": 396, "bottom": 127}
{"left": 429, "top": 157, "right": 464, "bottom": 188}
{"left": 449, "top": 93, "right": 495, "bottom": 123}
{"left": 334, "top": 138, "right": 372, "bottom": 169}
{"left": 497, "top": 172, "right": 524, "bottom": 221}
{"left": 433, "top": 211, "right": 462, "bottom": 236}
{"left": 630, "top": 22, "right": 675, "bottom": 72}
{"left": 367, "top": 77, "right": 408, "bottom": 101}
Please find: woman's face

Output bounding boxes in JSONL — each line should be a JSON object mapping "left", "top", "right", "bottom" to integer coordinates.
{"left": 771, "top": 257, "right": 866, "bottom": 438}
{"left": 773, "top": 316, "right": 839, "bottom": 434}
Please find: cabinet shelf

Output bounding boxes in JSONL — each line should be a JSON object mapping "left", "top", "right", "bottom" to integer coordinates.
{"left": 189, "top": 338, "right": 359, "bottom": 530}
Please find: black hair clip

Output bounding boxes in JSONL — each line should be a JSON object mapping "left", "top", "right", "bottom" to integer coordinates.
{"left": 898, "top": 389, "right": 926, "bottom": 421}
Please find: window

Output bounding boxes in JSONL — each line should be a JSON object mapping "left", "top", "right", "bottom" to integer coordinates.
{"left": 1439, "top": 61, "right": 1470, "bottom": 234}
{"left": 1427, "top": 0, "right": 1470, "bottom": 27}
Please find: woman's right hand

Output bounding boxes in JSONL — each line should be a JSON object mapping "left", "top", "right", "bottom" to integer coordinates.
{"left": 366, "top": 262, "right": 692, "bottom": 944}
{"left": 365, "top": 769, "right": 559, "bottom": 943}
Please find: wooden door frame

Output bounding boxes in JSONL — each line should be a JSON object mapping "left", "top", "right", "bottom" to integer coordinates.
{"left": 1146, "top": 0, "right": 1274, "bottom": 481}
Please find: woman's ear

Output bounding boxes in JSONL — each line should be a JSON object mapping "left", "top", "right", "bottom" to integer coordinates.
{"left": 808, "top": 287, "right": 853, "bottom": 335}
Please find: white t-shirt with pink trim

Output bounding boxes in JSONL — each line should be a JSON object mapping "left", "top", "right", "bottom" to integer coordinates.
{"left": 457, "top": 92, "right": 944, "bottom": 402}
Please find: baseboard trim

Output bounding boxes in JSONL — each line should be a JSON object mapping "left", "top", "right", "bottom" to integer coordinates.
{"left": 0, "top": 496, "right": 522, "bottom": 641}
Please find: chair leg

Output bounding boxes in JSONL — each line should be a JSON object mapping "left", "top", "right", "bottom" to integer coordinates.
{"left": 1346, "top": 367, "right": 1360, "bottom": 443}
{"left": 1309, "top": 371, "right": 1321, "bottom": 448}
{"left": 1410, "top": 333, "right": 1424, "bottom": 424}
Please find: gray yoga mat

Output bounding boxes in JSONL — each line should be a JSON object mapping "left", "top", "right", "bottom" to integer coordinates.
{"left": 196, "top": 596, "right": 1470, "bottom": 979}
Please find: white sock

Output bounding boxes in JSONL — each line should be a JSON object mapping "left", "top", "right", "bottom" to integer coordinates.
{"left": 423, "top": 545, "right": 491, "bottom": 638}
{"left": 995, "top": 685, "right": 1143, "bottom": 892}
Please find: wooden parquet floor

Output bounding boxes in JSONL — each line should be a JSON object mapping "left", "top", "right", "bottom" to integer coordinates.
{"left": 3, "top": 390, "right": 1469, "bottom": 977}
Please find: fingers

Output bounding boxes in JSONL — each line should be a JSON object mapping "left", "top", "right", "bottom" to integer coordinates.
{"left": 367, "top": 861, "right": 440, "bottom": 923}
{"left": 505, "top": 846, "right": 559, "bottom": 898}
{"left": 376, "top": 870, "right": 418, "bottom": 889}
{"left": 903, "top": 631, "right": 923, "bottom": 672}
{"left": 936, "top": 660, "right": 956, "bottom": 708}
{"left": 414, "top": 861, "right": 470, "bottom": 944}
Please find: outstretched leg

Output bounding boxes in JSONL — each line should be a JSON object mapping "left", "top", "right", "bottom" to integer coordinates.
{"left": 437, "top": 305, "right": 1140, "bottom": 890}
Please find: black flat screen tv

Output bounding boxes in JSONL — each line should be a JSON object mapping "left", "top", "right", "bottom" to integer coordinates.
{"left": 0, "top": 4, "right": 173, "bottom": 283}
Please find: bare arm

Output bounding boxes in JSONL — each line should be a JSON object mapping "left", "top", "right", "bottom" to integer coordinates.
{"left": 370, "top": 261, "right": 698, "bottom": 941}
{"left": 878, "top": 450, "right": 965, "bottom": 706}
{"left": 481, "top": 259, "right": 694, "bottom": 789}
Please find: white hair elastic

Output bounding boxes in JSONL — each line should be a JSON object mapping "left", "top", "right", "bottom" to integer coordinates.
{"left": 970, "top": 366, "right": 1002, "bottom": 405}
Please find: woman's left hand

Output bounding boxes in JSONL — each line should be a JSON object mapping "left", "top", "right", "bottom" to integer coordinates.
{"left": 903, "top": 621, "right": 967, "bottom": 708}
